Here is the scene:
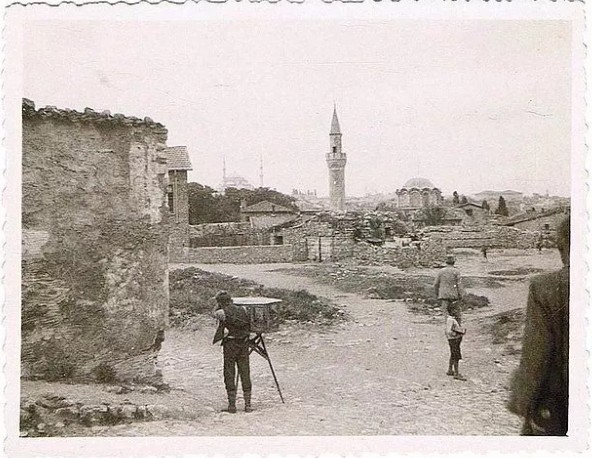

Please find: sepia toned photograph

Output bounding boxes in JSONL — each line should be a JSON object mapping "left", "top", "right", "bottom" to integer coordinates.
{"left": 1, "top": 1, "right": 588, "bottom": 456}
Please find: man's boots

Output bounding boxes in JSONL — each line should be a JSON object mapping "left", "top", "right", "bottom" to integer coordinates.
{"left": 224, "top": 390, "right": 237, "bottom": 413}
{"left": 244, "top": 391, "right": 253, "bottom": 413}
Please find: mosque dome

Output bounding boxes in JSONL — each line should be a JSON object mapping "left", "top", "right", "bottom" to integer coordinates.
{"left": 403, "top": 177, "right": 435, "bottom": 189}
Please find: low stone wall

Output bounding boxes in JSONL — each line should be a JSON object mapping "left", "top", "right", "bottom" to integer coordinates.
{"left": 422, "top": 226, "right": 538, "bottom": 249}
{"left": 170, "top": 244, "right": 294, "bottom": 264}
{"left": 188, "top": 222, "right": 270, "bottom": 247}
{"left": 351, "top": 239, "right": 447, "bottom": 268}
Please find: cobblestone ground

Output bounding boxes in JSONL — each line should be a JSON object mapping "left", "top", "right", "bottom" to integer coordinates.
{"left": 93, "top": 249, "right": 561, "bottom": 436}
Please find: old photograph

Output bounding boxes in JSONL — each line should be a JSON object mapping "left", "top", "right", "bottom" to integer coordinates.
{"left": 2, "top": 1, "right": 588, "bottom": 455}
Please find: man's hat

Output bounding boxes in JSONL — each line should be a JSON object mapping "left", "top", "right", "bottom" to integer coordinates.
{"left": 215, "top": 290, "right": 232, "bottom": 304}
{"left": 446, "top": 255, "right": 456, "bottom": 265}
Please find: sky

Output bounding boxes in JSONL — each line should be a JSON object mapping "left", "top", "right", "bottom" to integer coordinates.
{"left": 23, "top": 20, "right": 572, "bottom": 197}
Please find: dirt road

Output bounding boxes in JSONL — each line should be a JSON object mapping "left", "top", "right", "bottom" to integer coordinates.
{"left": 96, "top": 250, "right": 560, "bottom": 436}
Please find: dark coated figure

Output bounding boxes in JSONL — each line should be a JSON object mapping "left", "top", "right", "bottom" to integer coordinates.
{"left": 212, "top": 291, "right": 253, "bottom": 413}
{"left": 508, "top": 216, "right": 570, "bottom": 435}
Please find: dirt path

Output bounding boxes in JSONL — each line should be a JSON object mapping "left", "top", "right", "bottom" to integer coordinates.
{"left": 95, "top": 252, "right": 562, "bottom": 436}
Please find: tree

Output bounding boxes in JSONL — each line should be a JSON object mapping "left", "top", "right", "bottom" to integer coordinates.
{"left": 187, "top": 183, "right": 220, "bottom": 224}
{"left": 420, "top": 206, "right": 447, "bottom": 226}
{"left": 482, "top": 200, "right": 490, "bottom": 212}
{"left": 187, "top": 183, "right": 298, "bottom": 224}
{"left": 460, "top": 195, "right": 468, "bottom": 205}
{"left": 452, "top": 191, "right": 460, "bottom": 205}
{"left": 495, "top": 196, "right": 509, "bottom": 216}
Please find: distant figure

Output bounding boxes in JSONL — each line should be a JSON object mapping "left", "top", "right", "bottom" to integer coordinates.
{"left": 212, "top": 291, "right": 253, "bottom": 413}
{"left": 508, "top": 216, "right": 570, "bottom": 435}
{"left": 445, "top": 302, "right": 467, "bottom": 381}
{"left": 536, "top": 235, "right": 544, "bottom": 253}
{"left": 481, "top": 246, "right": 488, "bottom": 261}
{"left": 434, "top": 255, "right": 465, "bottom": 324}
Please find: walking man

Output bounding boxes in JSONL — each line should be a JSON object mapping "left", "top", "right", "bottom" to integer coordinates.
{"left": 481, "top": 245, "right": 488, "bottom": 261}
{"left": 434, "top": 254, "right": 465, "bottom": 324}
{"left": 212, "top": 291, "right": 253, "bottom": 413}
{"left": 508, "top": 216, "right": 570, "bottom": 435}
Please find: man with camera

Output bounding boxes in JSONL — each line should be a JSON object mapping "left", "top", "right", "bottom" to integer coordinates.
{"left": 212, "top": 291, "right": 253, "bottom": 413}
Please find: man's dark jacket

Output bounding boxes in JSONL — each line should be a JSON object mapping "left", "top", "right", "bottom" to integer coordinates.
{"left": 508, "top": 267, "right": 569, "bottom": 435}
{"left": 213, "top": 304, "right": 250, "bottom": 344}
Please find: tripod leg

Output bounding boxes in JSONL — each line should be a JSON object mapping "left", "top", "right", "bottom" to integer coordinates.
{"left": 260, "top": 335, "right": 285, "bottom": 403}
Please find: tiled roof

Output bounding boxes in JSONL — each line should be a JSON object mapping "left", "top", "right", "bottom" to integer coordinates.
{"left": 458, "top": 202, "right": 483, "bottom": 209}
{"left": 165, "top": 146, "right": 193, "bottom": 171}
{"left": 242, "top": 201, "right": 295, "bottom": 214}
{"left": 296, "top": 201, "right": 324, "bottom": 213}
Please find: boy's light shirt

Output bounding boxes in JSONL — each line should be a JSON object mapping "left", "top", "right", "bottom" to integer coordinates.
{"left": 445, "top": 315, "right": 463, "bottom": 339}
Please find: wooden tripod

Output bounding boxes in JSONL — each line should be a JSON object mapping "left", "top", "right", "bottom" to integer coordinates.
{"left": 235, "top": 333, "right": 285, "bottom": 403}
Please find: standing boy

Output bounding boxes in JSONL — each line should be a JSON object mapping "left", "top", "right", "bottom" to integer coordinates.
{"left": 445, "top": 302, "right": 467, "bottom": 381}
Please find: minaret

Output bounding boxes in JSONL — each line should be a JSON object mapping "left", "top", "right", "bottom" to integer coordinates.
{"left": 259, "top": 153, "right": 264, "bottom": 188}
{"left": 326, "top": 105, "right": 347, "bottom": 212}
{"left": 221, "top": 157, "right": 227, "bottom": 191}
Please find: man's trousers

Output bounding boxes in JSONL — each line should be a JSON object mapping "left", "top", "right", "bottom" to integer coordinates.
{"left": 223, "top": 338, "right": 252, "bottom": 393}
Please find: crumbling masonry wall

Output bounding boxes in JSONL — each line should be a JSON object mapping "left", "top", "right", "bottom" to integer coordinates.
{"left": 22, "top": 100, "right": 170, "bottom": 384}
{"left": 351, "top": 240, "right": 447, "bottom": 268}
{"left": 170, "top": 245, "right": 293, "bottom": 264}
{"left": 188, "top": 222, "right": 272, "bottom": 247}
{"left": 421, "top": 226, "right": 539, "bottom": 249}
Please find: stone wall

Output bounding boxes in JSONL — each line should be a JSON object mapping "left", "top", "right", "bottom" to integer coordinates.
{"left": 188, "top": 222, "right": 271, "bottom": 247}
{"left": 22, "top": 99, "right": 169, "bottom": 384}
{"left": 170, "top": 245, "right": 293, "bottom": 264}
{"left": 351, "top": 239, "right": 447, "bottom": 268}
{"left": 247, "top": 214, "right": 298, "bottom": 229}
{"left": 422, "top": 225, "right": 538, "bottom": 249}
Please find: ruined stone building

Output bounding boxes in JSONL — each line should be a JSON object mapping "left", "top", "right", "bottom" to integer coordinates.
{"left": 165, "top": 146, "right": 193, "bottom": 248}
{"left": 22, "top": 99, "right": 170, "bottom": 384}
{"left": 503, "top": 206, "right": 570, "bottom": 233}
{"left": 240, "top": 200, "right": 298, "bottom": 229}
{"left": 395, "top": 177, "right": 443, "bottom": 214}
{"left": 327, "top": 106, "right": 347, "bottom": 212}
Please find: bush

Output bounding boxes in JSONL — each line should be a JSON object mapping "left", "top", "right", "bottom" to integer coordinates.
{"left": 169, "top": 268, "right": 344, "bottom": 327}
{"left": 94, "top": 362, "right": 117, "bottom": 384}
{"left": 45, "top": 360, "right": 76, "bottom": 382}
{"left": 463, "top": 293, "right": 490, "bottom": 309}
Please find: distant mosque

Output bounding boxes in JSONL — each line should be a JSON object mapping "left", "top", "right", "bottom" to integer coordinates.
{"left": 395, "top": 177, "right": 443, "bottom": 213}
{"left": 219, "top": 156, "right": 265, "bottom": 192}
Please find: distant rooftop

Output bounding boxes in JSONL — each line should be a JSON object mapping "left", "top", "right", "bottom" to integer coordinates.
{"left": 164, "top": 146, "right": 192, "bottom": 171}
{"left": 475, "top": 189, "right": 523, "bottom": 196}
